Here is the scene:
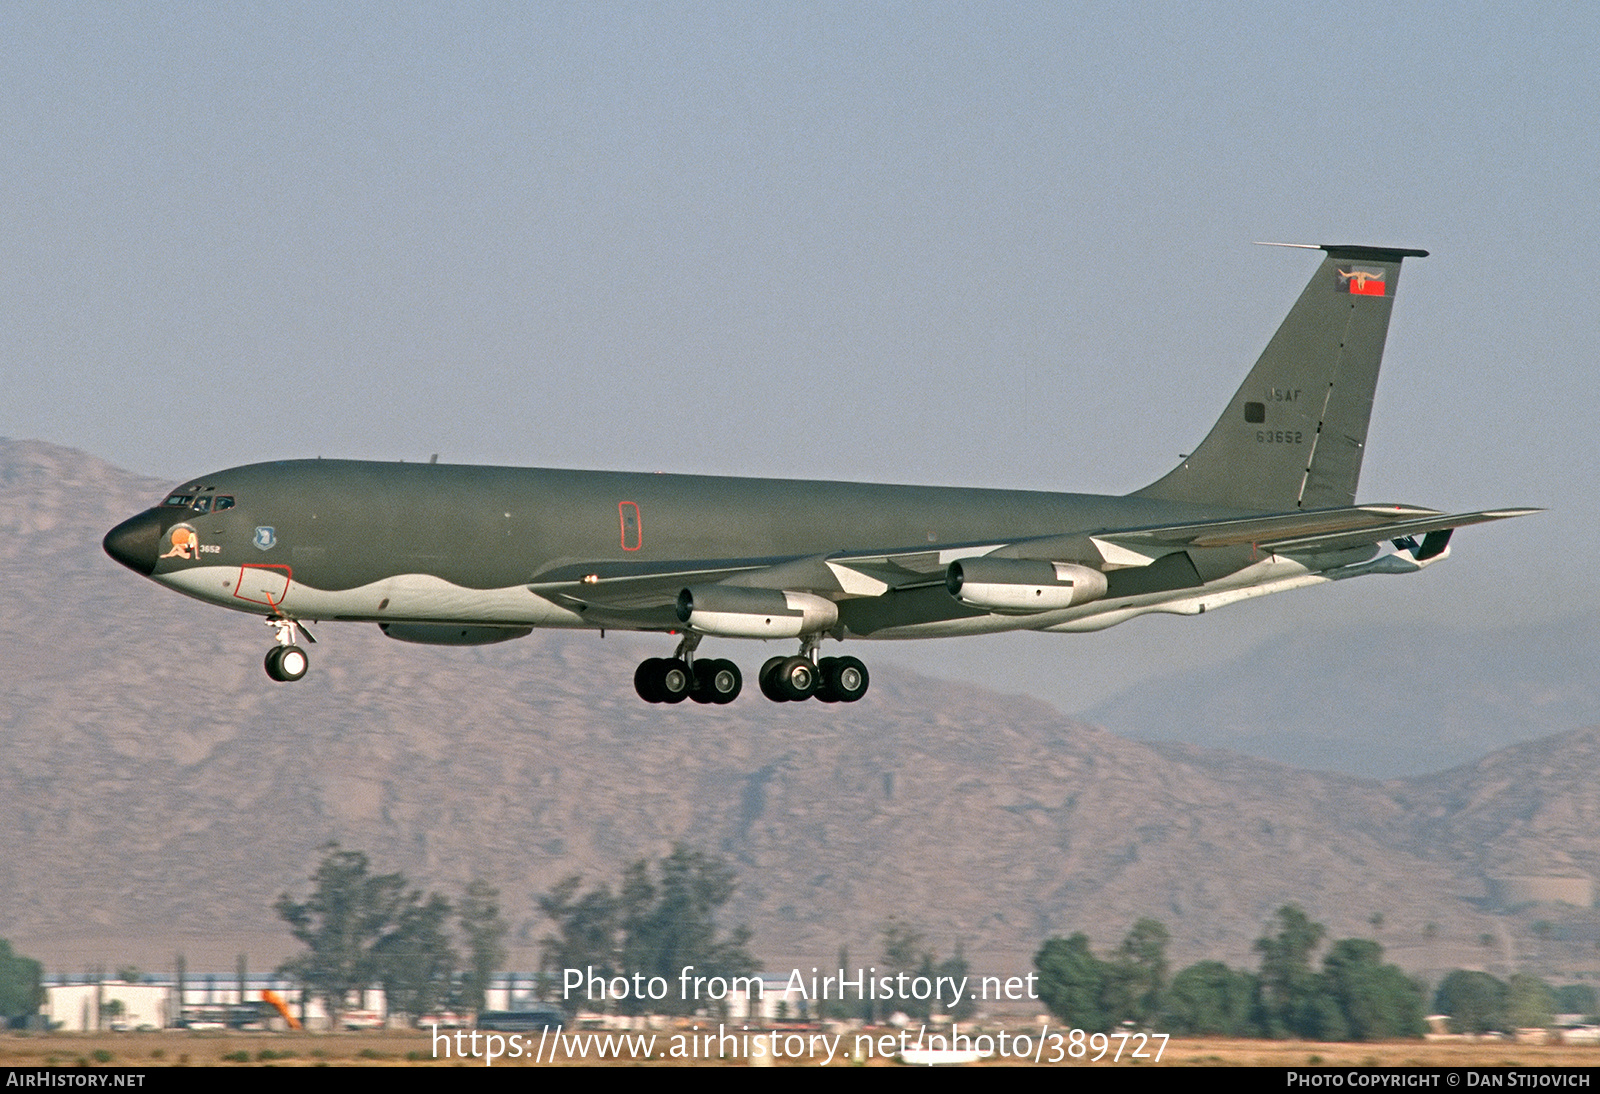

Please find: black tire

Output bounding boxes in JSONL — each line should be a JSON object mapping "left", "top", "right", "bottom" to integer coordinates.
{"left": 826, "top": 655, "right": 869, "bottom": 702}
{"left": 814, "top": 657, "right": 841, "bottom": 702}
{"left": 277, "top": 645, "right": 309, "bottom": 682}
{"left": 710, "top": 659, "right": 742, "bottom": 704}
{"left": 658, "top": 658, "right": 693, "bottom": 704}
{"left": 758, "top": 656, "right": 789, "bottom": 702}
{"left": 696, "top": 659, "right": 742, "bottom": 704}
{"left": 264, "top": 646, "right": 286, "bottom": 681}
{"left": 634, "top": 658, "right": 666, "bottom": 703}
{"left": 773, "top": 655, "right": 818, "bottom": 701}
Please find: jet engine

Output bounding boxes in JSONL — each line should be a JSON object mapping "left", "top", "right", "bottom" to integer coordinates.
{"left": 676, "top": 586, "right": 839, "bottom": 638}
{"left": 945, "top": 558, "right": 1108, "bottom": 614}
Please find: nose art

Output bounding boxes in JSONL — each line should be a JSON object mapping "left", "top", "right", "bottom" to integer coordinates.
{"left": 103, "top": 510, "right": 163, "bottom": 576}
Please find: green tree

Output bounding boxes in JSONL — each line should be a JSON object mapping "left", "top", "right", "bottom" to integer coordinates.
{"left": 1163, "top": 961, "right": 1258, "bottom": 1036}
{"left": 538, "top": 845, "right": 759, "bottom": 1016}
{"left": 1505, "top": 973, "right": 1556, "bottom": 1030}
{"left": 538, "top": 875, "right": 619, "bottom": 987}
{"left": 1554, "top": 983, "right": 1597, "bottom": 1018}
{"left": 457, "top": 880, "right": 509, "bottom": 1015}
{"left": 879, "top": 918, "right": 927, "bottom": 1021}
{"left": 1253, "top": 905, "right": 1326, "bottom": 1038}
{"left": 1434, "top": 969, "right": 1507, "bottom": 1034}
{"left": 374, "top": 891, "right": 456, "bottom": 1022}
{"left": 275, "top": 843, "right": 426, "bottom": 1028}
{"left": 0, "top": 940, "right": 44, "bottom": 1025}
{"left": 1105, "top": 918, "right": 1170, "bottom": 1027}
{"left": 1320, "top": 938, "right": 1426, "bottom": 1040}
{"left": 1035, "top": 933, "right": 1109, "bottom": 1031}
{"left": 938, "top": 942, "right": 976, "bottom": 1021}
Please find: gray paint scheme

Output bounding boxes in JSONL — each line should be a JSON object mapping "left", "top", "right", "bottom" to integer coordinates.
{"left": 103, "top": 246, "right": 1536, "bottom": 681}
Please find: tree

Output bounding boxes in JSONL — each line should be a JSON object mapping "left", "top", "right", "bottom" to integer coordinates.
{"left": 374, "top": 891, "right": 456, "bottom": 1021}
{"left": 538, "top": 875, "right": 620, "bottom": 986}
{"left": 275, "top": 843, "right": 447, "bottom": 1028}
{"left": 1554, "top": 983, "right": 1596, "bottom": 1018}
{"left": 458, "top": 880, "right": 509, "bottom": 1015}
{"left": 1319, "top": 938, "right": 1426, "bottom": 1040}
{"left": 880, "top": 918, "right": 926, "bottom": 1021}
{"left": 1253, "top": 905, "right": 1327, "bottom": 1038}
{"left": 538, "top": 844, "right": 759, "bottom": 1016}
{"left": 1106, "top": 918, "right": 1170, "bottom": 1027}
{"left": 0, "top": 940, "right": 44, "bottom": 1026}
{"left": 1035, "top": 933, "right": 1109, "bottom": 1031}
{"left": 1164, "top": 961, "right": 1258, "bottom": 1036}
{"left": 938, "top": 942, "right": 976, "bottom": 1020}
{"left": 1505, "top": 973, "right": 1556, "bottom": 1030}
{"left": 1434, "top": 970, "right": 1507, "bottom": 1034}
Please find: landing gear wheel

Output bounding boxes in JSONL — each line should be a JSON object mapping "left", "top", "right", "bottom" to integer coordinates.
{"left": 657, "top": 658, "right": 692, "bottom": 703}
{"left": 771, "top": 655, "right": 818, "bottom": 702}
{"left": 635, "top": 657, "right": 693, "bottom": 703}
{"left": 815, "top": 657, "right": 844, "bottom": 702}
{"left": 634, "top": 658, "right": 667, "bottom": 703}
{"left": 265, "top": 645, "right": 309, "bottom": 683}
{"left": 692, "top": 659, "right": 742, "bottom": 705}
{"left": 758, "top": 656, "right": 790, "bottom": 702}
{"left": 821, "top": 655, "right": 868, "bottom": 702}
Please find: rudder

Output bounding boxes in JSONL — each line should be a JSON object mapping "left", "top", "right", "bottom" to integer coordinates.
{"left": 1133, "top": 244, "right": 1427, "bottom": 511}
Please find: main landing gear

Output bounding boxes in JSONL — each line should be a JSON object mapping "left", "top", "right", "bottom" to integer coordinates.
{"left": 634, "top": 633, "right": 741, "bottom": 705}
{"left": 758, "top": 654, "right": 869, "bottom": 703}
{"left": 633, "top": 635, "right": 869, "bottom": 705}
{"left": 263, "top": 616, "right": 314, "bottom": 683}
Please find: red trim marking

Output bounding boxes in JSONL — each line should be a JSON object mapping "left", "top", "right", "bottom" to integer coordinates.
{"left": 234, "top": 563, "right": 293, "bottom": 606}
{"left": 619, "top": 501, "right": 643, "bottom": 551}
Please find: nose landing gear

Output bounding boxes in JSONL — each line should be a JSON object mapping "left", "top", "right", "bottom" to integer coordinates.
{"left": 265, "top": 644, "right": 309, "bottom": 682}
{"left": 263, "top": 616, "right": 313, "bottom": 683}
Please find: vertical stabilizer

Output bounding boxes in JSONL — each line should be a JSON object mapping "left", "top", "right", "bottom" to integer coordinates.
{"left": 1133, "top": 244, "right": 1427, "bottom": 511}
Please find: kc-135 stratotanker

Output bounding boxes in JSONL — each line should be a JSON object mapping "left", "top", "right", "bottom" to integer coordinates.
{"left": 105, "top": 244, "right": 1536, "bottom": 704}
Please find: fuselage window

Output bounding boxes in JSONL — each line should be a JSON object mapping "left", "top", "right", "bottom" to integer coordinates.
{"left": 192, "top": 496, "right": 212, "bottom": 513}
{"left": 163, "top": 494, "right": 195, "bottom": 508}
{"left": 214, "top": 496, "right": 236, "bottom": 512}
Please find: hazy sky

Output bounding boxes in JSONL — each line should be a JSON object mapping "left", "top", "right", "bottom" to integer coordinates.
{"left": 6, "top": 2, "right": 1596, "bottom": 710}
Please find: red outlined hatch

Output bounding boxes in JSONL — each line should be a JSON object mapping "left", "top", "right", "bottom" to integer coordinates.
{"left": 235, "top": 564, "right": 293, "bottom": 607}
{"left": 619, "top": 501, "right": 643, "bottom": 551}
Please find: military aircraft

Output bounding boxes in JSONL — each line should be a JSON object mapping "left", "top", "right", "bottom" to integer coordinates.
{"left": 104, "top": 244, "right": 1535, "bottom": 705}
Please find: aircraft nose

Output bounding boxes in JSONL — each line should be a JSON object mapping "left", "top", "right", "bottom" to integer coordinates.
{"left": 103, "top": 509, "right": 163, "bottom": 576}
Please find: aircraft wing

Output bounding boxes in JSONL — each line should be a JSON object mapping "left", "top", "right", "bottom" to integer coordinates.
{"left": 526, "top": 549, "right": 958, "bottom": 629}
{"left": 1086, "top": 505, "right": 1541, "bottom": 558}
{"left": 526, "top": 505, "right": 1540, "bottom": 631}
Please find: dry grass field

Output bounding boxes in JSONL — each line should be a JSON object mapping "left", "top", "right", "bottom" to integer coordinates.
{"left": 2, "top": 1029, "right": 1597, "bottom": 1067}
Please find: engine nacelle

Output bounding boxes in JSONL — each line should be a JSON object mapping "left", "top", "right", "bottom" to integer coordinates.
{"left": 945, "top": 558, "right": 1108, "bottom": 614}
{"left": 379, "top": 623, "right": 533, "bottom": 645}
{"left": 676, "top": 585, "right": 839, "bottom": 638}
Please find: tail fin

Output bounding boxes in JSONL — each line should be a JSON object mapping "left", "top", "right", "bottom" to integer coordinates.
{"left": 1133, "top": 244, "right": 1427, "bottom": 511}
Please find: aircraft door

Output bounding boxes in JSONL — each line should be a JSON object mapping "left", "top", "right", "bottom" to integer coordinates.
{"left": 234, "top": 564, "right": 293, "bottom": 609}
{"left": 619, "top": 501, "right": 642, "bottom": 551}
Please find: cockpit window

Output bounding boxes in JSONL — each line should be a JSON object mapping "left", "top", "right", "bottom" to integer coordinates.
{"left": 162, "top": 493, "right": 234, "bottom": 512}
